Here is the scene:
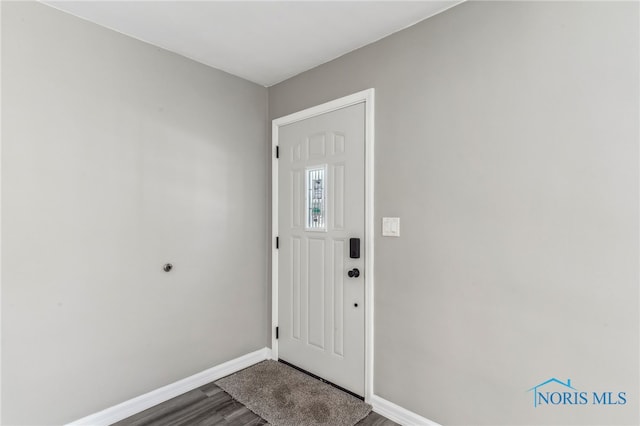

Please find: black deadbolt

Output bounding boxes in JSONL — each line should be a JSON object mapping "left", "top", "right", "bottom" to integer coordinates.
{"left": 163, "top": 263, "right": 173, "bottom": 272}
{"left": 349, "top": 238, "right": 360, "bottom": 259}
{"left": 347, "top": 268, "right": 360, "bottom": 278}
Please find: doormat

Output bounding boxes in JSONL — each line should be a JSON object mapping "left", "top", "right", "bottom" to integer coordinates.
{"left": 215, "top": 360, "right": 371, "bottom": 426}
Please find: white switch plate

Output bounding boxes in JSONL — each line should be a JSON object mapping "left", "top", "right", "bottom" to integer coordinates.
{"left": 382, "top": 217, "right": 400, "bottom": 237}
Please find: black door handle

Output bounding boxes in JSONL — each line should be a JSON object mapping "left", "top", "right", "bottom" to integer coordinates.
{"left": 347, "top": 268, "right": 360, "bottom": 278}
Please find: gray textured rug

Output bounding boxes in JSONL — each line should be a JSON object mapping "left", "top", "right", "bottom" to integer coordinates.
{"left": 216, "top": 360, "right": 371, "bottom": 426}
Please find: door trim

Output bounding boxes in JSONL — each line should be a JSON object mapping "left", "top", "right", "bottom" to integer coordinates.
{"left": 271, "top": 88, "right": 375, "bottom": 402}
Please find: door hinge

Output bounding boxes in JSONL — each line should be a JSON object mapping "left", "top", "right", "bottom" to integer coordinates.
{"left": 275, "top": 145, "right": 279, "bottom": 159}
{"left": 276, "top": 326, "right": 279, "bottom": 339}
{"left": 276, "top": 236, "right": 279, "bottom": 249}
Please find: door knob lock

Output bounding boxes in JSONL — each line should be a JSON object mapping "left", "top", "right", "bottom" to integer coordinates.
{"left": 347, "top": 268, "right": 360, "bottom": 278}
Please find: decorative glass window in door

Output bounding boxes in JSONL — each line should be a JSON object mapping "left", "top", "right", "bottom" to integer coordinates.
{"left": 306, "top": 166, "right": 326, "bottom": 231}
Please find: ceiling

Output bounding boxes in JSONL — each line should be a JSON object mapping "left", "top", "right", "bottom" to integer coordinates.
{"left": 42, "top": 1, "right": 464, "bottom": 87}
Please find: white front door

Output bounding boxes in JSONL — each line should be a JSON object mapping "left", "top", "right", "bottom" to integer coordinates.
{"left": 277, "top": 102, "right": 366, "bottom": 396}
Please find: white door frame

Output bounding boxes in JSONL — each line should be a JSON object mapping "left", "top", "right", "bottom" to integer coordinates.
{"left": 271, "top": 88, "right": 375, "bottom": 402}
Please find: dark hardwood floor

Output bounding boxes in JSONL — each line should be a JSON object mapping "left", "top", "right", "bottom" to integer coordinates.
{"left": 113, "top": 381, "right": 398, "bottom": 426}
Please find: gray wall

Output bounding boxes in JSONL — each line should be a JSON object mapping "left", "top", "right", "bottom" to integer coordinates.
{"left": 1, "top": 2, "right": 268, "bottom": 425}
{"left": 270, "top": 2, "right": 639, "bottom": 425}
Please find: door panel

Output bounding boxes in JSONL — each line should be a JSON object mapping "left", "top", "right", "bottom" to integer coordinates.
{"left": 278, "top": 102, "right": 365, "bottom": 396}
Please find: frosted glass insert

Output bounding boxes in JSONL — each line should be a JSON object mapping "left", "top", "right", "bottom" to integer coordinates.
{"left": 306, "top": 167, "right": 326, "bottom": 230}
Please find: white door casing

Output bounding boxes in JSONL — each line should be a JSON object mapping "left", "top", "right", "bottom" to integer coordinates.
{"left": 271, "top": 89, "right": 374, "bottom": 401}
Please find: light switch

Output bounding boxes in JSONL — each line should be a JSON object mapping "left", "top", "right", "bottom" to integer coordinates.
{"left": 382, "top": 217, "right": 400, "bottom": 237}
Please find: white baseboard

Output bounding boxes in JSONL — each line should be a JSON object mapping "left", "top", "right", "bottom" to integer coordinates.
{"left": 371, "top": 394, "right": 441, "bottom": 426}
{"left": 67, "top": 347, "right": 272, "bottom": 426}
{"left": 68, "top": 349, "right": 438, "bottom": 426}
